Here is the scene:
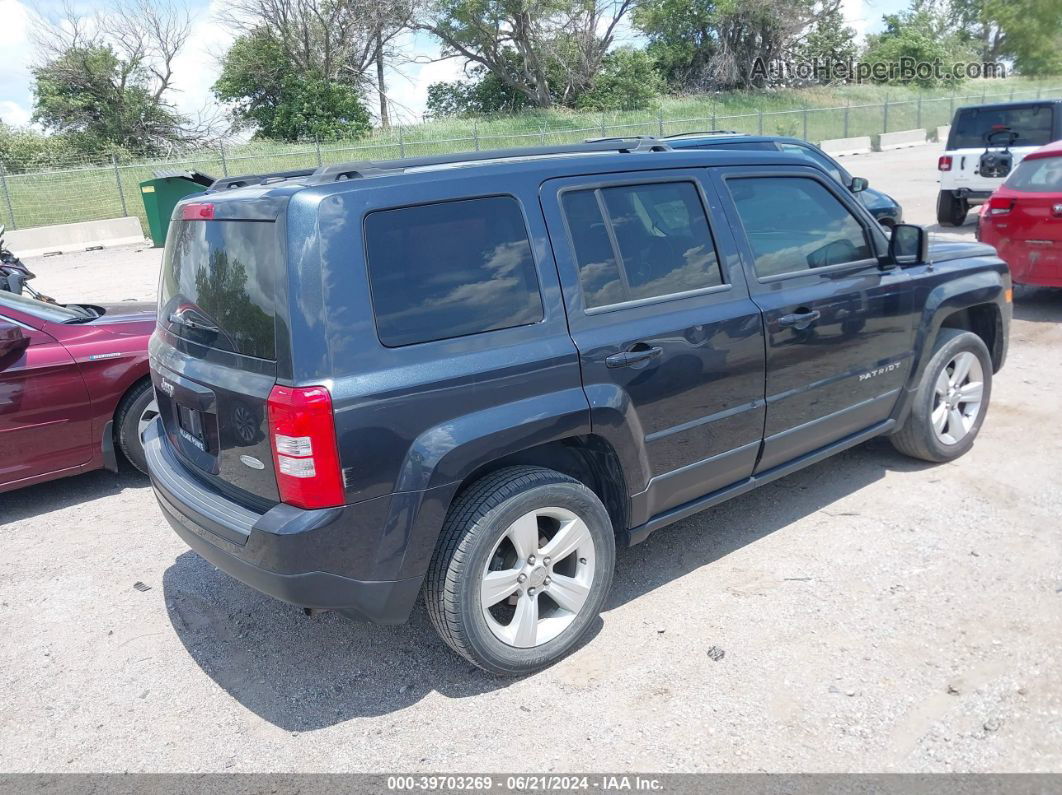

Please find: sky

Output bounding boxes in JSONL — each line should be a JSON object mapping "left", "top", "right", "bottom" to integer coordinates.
{"left": 0, "top": 0, "right": 913, "bottom": 130}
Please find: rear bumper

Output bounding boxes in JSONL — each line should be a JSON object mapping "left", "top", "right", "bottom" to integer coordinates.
{"left": 144, "top": 420, "right": 422, "bottom": 623}
{"left": 945, "top": 188, "right": 993, "bottom": 203}
{"left": 978, "top": 232, "right": 1062, "bottom": 287}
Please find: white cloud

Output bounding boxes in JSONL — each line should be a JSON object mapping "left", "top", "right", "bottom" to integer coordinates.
{"left": 843, "top": 0, "right": 870, "bottom": 40}
{"left": 168, "top": 0, "right": 234, "bottom": 120}
{"left": 0, "top": 0, "right": 34, "bottom": 127}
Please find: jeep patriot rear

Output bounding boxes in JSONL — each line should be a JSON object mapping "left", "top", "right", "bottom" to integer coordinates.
{"left": 145, "top": 139, "right": 1011, "bottom": 674}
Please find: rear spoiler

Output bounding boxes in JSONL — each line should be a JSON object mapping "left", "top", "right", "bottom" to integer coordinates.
{"left": 209, "top": 168, "right": 318, "bottom": 192}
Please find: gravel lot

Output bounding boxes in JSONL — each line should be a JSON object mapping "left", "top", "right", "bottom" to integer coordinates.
{"left": 2, "top": 143, "right": 1060, "bottom": 773}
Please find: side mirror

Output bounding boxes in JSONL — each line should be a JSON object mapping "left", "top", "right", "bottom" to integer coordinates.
{"left": 889, "top": 223, "right": 928, "bottom": 266}
{"left": 849, "top": 176, "right": 869, "bottom": 193}
{"left": 0, "top": 322, "right": 29, "bottom": 369}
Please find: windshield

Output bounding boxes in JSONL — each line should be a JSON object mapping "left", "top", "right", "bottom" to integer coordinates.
{"left": 0, "top": 289, "right": 82, "bottom": 323}
{"left": 949, "top": 105, "right": 1055, "bottom": 149}
{"left": 1003, "top": 156, "right": 1062, "bottom": 192}
{"left": 160, "top": 219, "right": 280, "bottom": 360}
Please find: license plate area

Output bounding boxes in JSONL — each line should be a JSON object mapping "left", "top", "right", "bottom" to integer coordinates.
{"left": 177, "top": 404, "right": 208, "bottom": 452}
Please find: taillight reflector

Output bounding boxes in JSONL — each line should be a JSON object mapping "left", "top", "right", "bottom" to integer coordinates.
{"left": 987, "top": 196, "right": 1014, "bottom": 215}
{"left": 938, "top": 156, "right": 952, "bottom": 171}
{"left": 181, "top": 202, "right": 215, "bottom": 220}
{"left": 266, "top": 384, "right": 344, "bottom": 509}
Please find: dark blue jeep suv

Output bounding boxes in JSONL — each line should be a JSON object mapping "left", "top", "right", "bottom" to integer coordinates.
{"left": 145, "top": 139, "right": 1009, "bottom": 674}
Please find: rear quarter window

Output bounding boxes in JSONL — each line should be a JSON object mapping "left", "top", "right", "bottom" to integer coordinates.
{"left": 364, "top": 197, "right": 544, "bottom": 347}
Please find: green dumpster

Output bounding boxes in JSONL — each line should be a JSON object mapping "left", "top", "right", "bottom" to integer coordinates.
{"left": 139, "top": 171, "right": 214, "bottom": 247}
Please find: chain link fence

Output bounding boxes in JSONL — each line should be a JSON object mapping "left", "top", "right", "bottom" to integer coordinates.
{"left": 1, "top": 83, "right": 1060, "bottom": 233}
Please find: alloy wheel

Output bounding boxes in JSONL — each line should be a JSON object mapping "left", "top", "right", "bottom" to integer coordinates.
{"left": 480, "top": 507, "right": 596, "bottom": 648}
{"left": 931, "top": 351, "right": 984, "bottom": 445}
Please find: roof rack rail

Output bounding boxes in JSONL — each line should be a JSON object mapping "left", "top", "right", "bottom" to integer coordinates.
{"left": 662, "top": 130, "right": 742, "bottom": 139}
{"left": 310, "top": 137, "right": 672, "bottom": 183}
{"left": 208, "top": 167, "right": 318, "bottom": 192}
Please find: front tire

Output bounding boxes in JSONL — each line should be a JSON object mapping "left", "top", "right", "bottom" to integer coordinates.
{"left": 936, "top": 190, "right": 968, "bottom": 227}
{"left": 115, "top": 380, "right": 158, "bottom": 474}
{"left": 425, "top": 466, "right": 616, "bottom": 675}
{"left": 890, "top": 329, "right": 992, "bottom": 463}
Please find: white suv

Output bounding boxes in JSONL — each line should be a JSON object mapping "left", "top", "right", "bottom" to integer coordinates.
{"left": 937, "top": 100, "right": 1061, "bottom": 226}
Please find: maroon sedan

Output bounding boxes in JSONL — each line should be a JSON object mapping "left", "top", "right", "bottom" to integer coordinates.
{"left": 0, "top": 290, "right": 157, "bottom": 493}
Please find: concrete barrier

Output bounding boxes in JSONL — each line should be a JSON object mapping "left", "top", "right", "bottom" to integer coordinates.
{"left": 873, "top": 129, "right": 928, "bottom": 151}
{"left": 819, "top": 136, "right": 873, "bottom": 156}
{"left": 7, "top": 217, "right": 147, "bottom": 258}
{"left": 936, "top": 125, "right": 951, "bottom": 143}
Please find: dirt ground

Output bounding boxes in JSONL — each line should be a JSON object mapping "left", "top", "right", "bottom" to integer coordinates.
{"left": 1, "top": 143, "right": 1060, "bottom": 773}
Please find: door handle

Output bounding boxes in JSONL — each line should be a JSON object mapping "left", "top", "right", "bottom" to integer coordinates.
{"left": 605, "top": 345, "right": 663, "bottom": 368}
{"left": 778, "top": 310, "right": 821, "bottom": 330}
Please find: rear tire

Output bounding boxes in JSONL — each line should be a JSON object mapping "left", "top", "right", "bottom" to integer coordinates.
{"left": 425, "top": 466, "right": 615, "bottom": 676}
{"left": 115, "top": 380, "right": 157, "bottom": 474}
{"left": 890, "top": 329, "right": 992, "bottom": 463}
{"left": 936, "top": 190, "right": 968, "bottom": 227}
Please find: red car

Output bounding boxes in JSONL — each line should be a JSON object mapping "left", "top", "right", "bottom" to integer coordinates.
{"left": 978, "top": 139, "right": 1062, "bottom": 287}
{"left": 0, "top": 291, "right": 157, "bottom": 493}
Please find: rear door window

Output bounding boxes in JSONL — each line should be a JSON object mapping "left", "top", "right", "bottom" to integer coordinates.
{"left": 160, "top": 220, "right": 280, "bottom": 360}
{"left": 728, "top": 176, "right": 872, "bottom": 278}
{"left": 949, "top": 105, "right": 1055, "bottom": 149}
{"left": 562, "top": 181, "right": 722, "bottom": 309}
{"left": 364, "top": 196, "right": 543, "bottom": 347}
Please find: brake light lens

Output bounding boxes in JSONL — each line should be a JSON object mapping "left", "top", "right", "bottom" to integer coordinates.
{"left": 938, "top": 156, "right": 952, "bottom": 171}
{"left": 181, "top": 202, "right": 215, "bottom": 220}
{"left": 987, "top": 196, "right": 1014, "bottom": 216}
{"left": 266, "top": 384, "right": 344, "bottom": 509}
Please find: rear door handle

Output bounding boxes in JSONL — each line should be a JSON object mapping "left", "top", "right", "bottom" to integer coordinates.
{"left": 778, "top": 310, "right": 821, "bottom": 330}
{"left": 605, "top": 346, "right": 663, "bottom": 368}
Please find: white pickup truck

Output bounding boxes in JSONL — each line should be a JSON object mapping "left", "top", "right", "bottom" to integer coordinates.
{"left": 937, "top": 99, "right": 1062, "bottom": 226}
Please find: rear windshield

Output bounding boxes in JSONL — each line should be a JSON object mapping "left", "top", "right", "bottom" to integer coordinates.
{"left": 1003, "top": 156, "right": 1062, "bottom": 192}
{"left": 160, "top": 219, "right": 279, "bottom": 360}
{"left": 949, "top": 105, "right": 1056, "bottom": 149}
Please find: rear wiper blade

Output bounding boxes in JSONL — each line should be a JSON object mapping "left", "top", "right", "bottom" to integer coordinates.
{"left": 168, "top": 312, "right": 219, "bottom": 333}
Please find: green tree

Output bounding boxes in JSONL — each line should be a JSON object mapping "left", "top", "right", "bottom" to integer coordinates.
{"left": 426, "top": 65, "right": 536, "bottom": 116}
{"left": 420, "top": 0, "right": 635, "bottom": 108}
{"left": 29, "top": 0, "right": 199, "bottom": 156}
{"left": 909, "top": 0, "right": 1060, "bottom": 76}
{"left": 981, "top": 0, "right": 1062, "bottom": 76}
{"left": 32, "top": 45, "right": 185, "bottom": 156}
{"left": 862, "top": 9, "right": 976, "bottom": 86}
{"left": 576, "top": 48, "right": 665, "bottom": 110}
{"left": 633, "top": 0, "right": 834, "bottom": 90}
{"left": 0, "top": 123, "right": 86, "bottom": 173}
{"left": 214, "top": 31, "right": 372, "bottom": 141}
{"left": 796, "top": 5, "right": 857, "bottom": 83}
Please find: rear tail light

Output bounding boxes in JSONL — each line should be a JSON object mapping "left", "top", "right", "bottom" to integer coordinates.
{"left": 266, "top": 384, "right": 344, "bottom": 509}
{"left": 938, "top": 156, "right": 952, "bottom": 171}
{"left": 181, "top": 202, "right": 215, "bottom": 220}
{"left": 987, "top": 196, "right": 1014, "bottom": 216}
